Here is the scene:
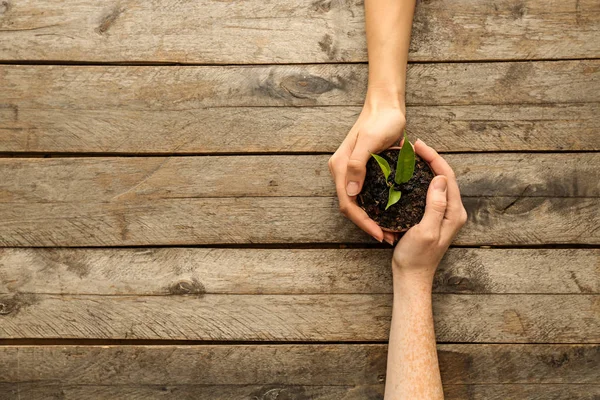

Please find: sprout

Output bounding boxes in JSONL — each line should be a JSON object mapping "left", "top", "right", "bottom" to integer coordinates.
{"left": 370, "top": 131, "right": 416, "bottom": 210}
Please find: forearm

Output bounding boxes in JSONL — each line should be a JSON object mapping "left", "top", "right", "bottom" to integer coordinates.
{"left": 364, "top": 0, "right": 416, "bottom": 109}
{"left": 384, "top": 271, "right": 444, "bottom": 400}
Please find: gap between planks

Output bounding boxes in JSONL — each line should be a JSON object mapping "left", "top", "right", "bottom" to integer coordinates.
{"left": 2, "top": 150, "right": 600, "bottom": 158}
{"left": 0, "top": 57, "right": 599, "bottom": 67}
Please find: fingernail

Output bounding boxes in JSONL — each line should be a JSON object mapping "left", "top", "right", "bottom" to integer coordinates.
{"left": 384, "top": 237, "right": 394, "bottom": 246}
{"left": 346, "top": 181, "right": 360, "bottom": 196}
{"left": 433, "top": 176, "right": 447, "bottom": 191}
{"left": 372, "top": 235, "right": 383, "bottom": 243}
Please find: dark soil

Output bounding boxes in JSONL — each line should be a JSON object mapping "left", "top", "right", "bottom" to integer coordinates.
{"left": 357, "top": 149, "right": 434, "bottom": 232}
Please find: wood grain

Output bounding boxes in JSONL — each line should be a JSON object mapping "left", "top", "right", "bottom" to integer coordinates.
{"left": 0, "top": 293, "right": 597, "bottom": 342}
{"left": 0, "top": 197, "right": 598, "bottom": 246}
{"left": 0, "top": 0, "right": 597, "bottom": 63}
{"left": 2, "top": 62, "right": 597, "bottom": 154}
{"left": 443, "top": 385, "right": 600, "bottom": 400}
{"left": 0, "top": 344, "right": 597, "bottom": 384}
{"left": 1, "top": 153, "right": 598, "bottom": 203}
{"left": 2, "top": 61, "right": 597, "bottom": 109}
{"left": 1, "top": 248, "right": 597, "bottom": 295}
{"left": 1, "top": 384, "right": 597, "bottom": 400}
{"left": 2, "top": 104, "right": 598, "bottom": 153}
{"left": 0, "top": 384, "right": 384, "bottom": 400}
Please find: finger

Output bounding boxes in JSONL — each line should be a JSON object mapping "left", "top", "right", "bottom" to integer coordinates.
{"left": 343, "top": 199, "right": 385, "bottom": 242}
{"left": 418, "top": 175, "right": 448, "bottom": 234}
{"left": 332, "top": 165, "right": 384, "bottom": 242}
{"left": 345, "top": 135, "right": 377, "bottom": 197}
{"left": 383, "top": 231, "right": 395, "bottom": 246}
{"left": 415, "top": 139, "right": 464, "bottom": 214}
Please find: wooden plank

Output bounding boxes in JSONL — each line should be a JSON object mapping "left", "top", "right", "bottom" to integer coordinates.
{"left": 0, "top": 384, "right": 384, "bottom": 400}
{"left": 0, "top": 197, "right": 598, "bottom": 246}
{"left": 0, "top": 154, "right": 598, "bottom": 203}
{"left": 459, "top": 197, "right": 600, "bottom": 246}
{"left": 0, "top": 345, "right": 597, "bottom": 384}
{"left": 2, "top": 104, "right": 598, "bottom": 153}
{"left": 443, "top": 385, "right": 600, "bottom": 400}
{"left": 0, "top": 294, "right": 597, "bottom": 342}
{"left": 1, "top": 248, "right": 597, "bottom": 295}
{"left": 1, "top": 384, "right": 598, "bottom": 400}
{"left": 2, "top": 62, "right": 597, "bottom": 154}
{"left": 0, "top": 0, "right": 597, "bottom": 63}
{"left": 2, "top": 62, "right": 597, "bottom": 110}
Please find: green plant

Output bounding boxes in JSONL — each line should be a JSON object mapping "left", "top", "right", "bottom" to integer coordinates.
{"left": 370, "top": 132, "right": 416, "bottom": 210}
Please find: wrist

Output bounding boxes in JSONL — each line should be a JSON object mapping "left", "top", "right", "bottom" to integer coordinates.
{"left": 392, "top": 267, "right": 436, "bottom": 294}
{"left": 365, "top": 85, "right": 406, "bottom": 114}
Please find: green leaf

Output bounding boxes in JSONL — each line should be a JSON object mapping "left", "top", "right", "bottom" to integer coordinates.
{"left": 371, "top": 153, "right": 391, "bottom": 180}
{"left": 394, "top": 132, "right": 416, "bottom": 184}
{"left": 386, "top": 187, "right": 402, "bottom": 210}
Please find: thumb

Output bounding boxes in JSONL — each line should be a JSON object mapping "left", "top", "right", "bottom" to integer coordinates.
{"left": 419, "top": 175, "right": 448, "bottom": 232}
{"left": 345, "top": 137, "right": 374, "bottom": 196}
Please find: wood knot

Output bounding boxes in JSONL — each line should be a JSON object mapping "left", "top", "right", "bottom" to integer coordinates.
{"left": 280, "top": 74, "right": 336, "bottom": 99}
{"left": 0, "top": 300, "right": 18, "bottom": 315}
{"left": 0, "top": 293, "right": 37, "bottom": 316}
{"left": 97, "top": 6, "right": 124, "bottom": 34}
{"left": 168, "top": 279, "right": 206, "bottom": 296}
{"left": 250, "top": 386, "right": 307, "bottom": 400}
{"left": 0, "top": 1, "right": 10, "bottom": 15}
{"left": 541, "top": 353, "right": 570, "bottom": 369}
{"left": 446, "top": 276, "right": 474, "bottom": 291}
{"left": 311, "top": 0, "right": 331, "bottom": 13}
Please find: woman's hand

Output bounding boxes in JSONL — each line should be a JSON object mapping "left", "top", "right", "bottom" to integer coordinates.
{"left": 392, "top": 140, "right": 468, "bottom": 282}
{"left": 328, "top": 97, "right": 406, "bottom": 245}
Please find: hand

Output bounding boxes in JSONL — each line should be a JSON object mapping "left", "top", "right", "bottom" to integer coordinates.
{"left": 328, "top": 100, "right": 406, "bottom": 245}
{"left": 392, "top": 140, "right": 468, "bottom": 282}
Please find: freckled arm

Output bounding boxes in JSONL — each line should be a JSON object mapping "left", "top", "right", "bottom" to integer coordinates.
{"left": 384, "top": 272, "right": 444, "bottom": 400}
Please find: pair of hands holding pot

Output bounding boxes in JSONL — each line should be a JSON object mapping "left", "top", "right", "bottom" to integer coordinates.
{"left": 328, "top": 99, "right": 468, "bottom": 278}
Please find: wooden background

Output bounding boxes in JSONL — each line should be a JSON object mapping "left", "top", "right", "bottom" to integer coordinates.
{"left": 0, "top": 0, "right": 599, "bottom": 398}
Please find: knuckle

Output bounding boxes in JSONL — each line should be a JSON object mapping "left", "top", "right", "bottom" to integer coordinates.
{"left": 415, "top": 227, "right": 439, "bottom": 244}
{"left": 431, "top": 199, "right": 447, "bottom": 211}
{"left": 422, "top": 231, "right": 439, "bottom": 244}
{"left": 458, "top": 208, "right": 468, "bottom": 225}
{"left": 399, "top": 114, "right": 407, "bottom": 126}
{"left": 338, "top": 203, "right": 349, "bottom": 215}
{"left": 328, "top": 155, "right": 342, "bottom": 172}
{"left": 328, "top": 155, "right": 337, "bottom": 168}
{"left": 346, "top": 158, "right": 366, "bottom": 173}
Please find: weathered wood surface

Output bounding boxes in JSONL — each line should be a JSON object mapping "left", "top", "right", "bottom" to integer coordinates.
{"left": 0, "top": 345, "right": 597, "bottom": 399}
{"left": 0, "top": 293, "right": 597, "bottom": 342}
{"left": 1, "top": 384, "right": 598, "bottom": 400}
{"left": 2, "top": 104, "right": 598, "bottom": 153}
{"left": 443, "top": 385, "right": 600, "bottom": 400}
{"left": 0, "top": 345, "right": 598, "bottom": 384}
{"left": 2, "top": 62, "right": 597, "bottom": 154}
{"left": 2, "top": 61, "right": 597, "bottom": 108}
{"left": 1, "top": 154, "right": 598, "bottom": 202}
{"left": 0, "top": 197, "right": 598, "bottom": 246}
{"left": 1, "top": 248, "right": 598, "bottom": 295}
{"left": 0, "top": 0, "right": 598, "bottom": 63}
{"left": 0, "top": 384, "right": 384, "bottom": 400}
